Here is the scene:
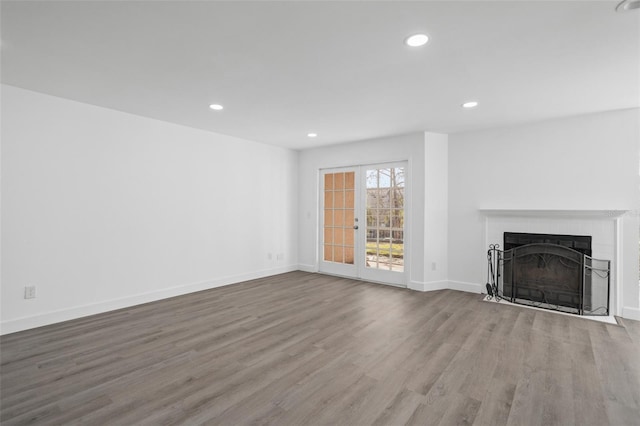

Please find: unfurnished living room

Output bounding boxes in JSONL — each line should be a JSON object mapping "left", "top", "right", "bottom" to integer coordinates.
{"left": 1, "top": 1, "right": 639, "bottom": 425}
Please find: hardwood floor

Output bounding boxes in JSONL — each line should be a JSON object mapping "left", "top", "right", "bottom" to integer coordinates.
{"left": 1, "top": 271, "right": 639, "bottom": 425}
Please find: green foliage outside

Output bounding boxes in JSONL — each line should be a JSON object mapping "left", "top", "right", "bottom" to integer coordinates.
{"left": 366, "top": 242, "right": 404, "bottom": 258}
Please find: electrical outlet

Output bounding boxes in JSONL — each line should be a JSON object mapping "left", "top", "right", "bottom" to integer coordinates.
{"left": 24, "top": 286, "right": 36, "bottom": 299}
{"left": 277, "top": 253, "right": 284, "bottom": 261}
{"left": 431, "top": 262, "right": 437, "bottom": 271}
{"left": 267, "top": 253, "right": 272, "bottom": 260}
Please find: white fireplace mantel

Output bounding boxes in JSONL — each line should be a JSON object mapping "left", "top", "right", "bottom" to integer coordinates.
{"left": 478, "top": 209, "right": 629, "bottom": 219}
{"left": 479, "top": 208, "right": 626, "bottom": 317}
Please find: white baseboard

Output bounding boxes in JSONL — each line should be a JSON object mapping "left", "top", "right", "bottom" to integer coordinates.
{"left": 0, "top": 265, "right": 298, "bottom": 335}
{"left": 408, "top": 280, "right": 449, "bottom": 292}
{"left": 408, "top": 280, "right": 482, "bottom": 294}
{"left": 423, "top": 281, "right": 452, "bottom": 291}
{"left": 408, "top": 281, "right": 427, "bottom": 291}
{"left": 448, "top": 280, "right": 483, "bottom": 294}
{"left": 622, "top": 306, "right": 640, "bottom": 321}
{"left": 297, "top": 263, "right": 317, "bottom": 273}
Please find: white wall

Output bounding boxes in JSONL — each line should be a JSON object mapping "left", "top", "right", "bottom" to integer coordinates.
{"left": 448, "top": 109, "right": 640, "bottom": 318}
{"left": 297, "top": 132, "right": 449, "bottom": 290}
{"left": 424, "top": 132, "right": 450, "bottom": 289}
{"left": 1, "top": 85, "right": 299, "bottom": 334}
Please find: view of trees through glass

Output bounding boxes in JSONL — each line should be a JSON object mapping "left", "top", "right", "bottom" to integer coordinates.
{"left": 365, "top": 167, "right": 404, "bottom": 272}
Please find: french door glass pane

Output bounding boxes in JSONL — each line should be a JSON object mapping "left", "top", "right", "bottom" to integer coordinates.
{"left": 323, "top": 171, "right": 355, "bottom": 265}
{"left": 365, "top": 167, "right": 404, "bottom": 272}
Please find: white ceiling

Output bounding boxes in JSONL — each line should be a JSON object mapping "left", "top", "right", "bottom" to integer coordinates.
{"left": 1, "top": 1, "right": 638, "bottom": 149}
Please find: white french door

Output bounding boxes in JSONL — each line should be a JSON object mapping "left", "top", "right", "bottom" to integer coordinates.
{"left": 318, "top": 167, "right": 358, "bottom": 278}
{"left": 318, "top": 162, "right": 407, "bottom": 287}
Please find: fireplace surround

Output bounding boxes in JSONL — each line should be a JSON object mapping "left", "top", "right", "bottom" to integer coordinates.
{"left": 475, "top": 208, "right": 629, "bottom": 321}
{"left": 480, "top": 209, "right": 626, "bottom": 317}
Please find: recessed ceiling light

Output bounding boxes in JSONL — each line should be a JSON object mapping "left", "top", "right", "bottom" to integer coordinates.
{"left": 405, "top": 34, "right": 429, "bottom": 47}
{"left": 209, "top": 104, "right": 224, "bottom": 111}
{"left": 462, "top": 101, "right": 479, "bottom": 109}
{"left": 307, "top": 133, "right": 318, "bottom": 138}
{"left": 616, "top": 0, "right": 640, "bottom": 12}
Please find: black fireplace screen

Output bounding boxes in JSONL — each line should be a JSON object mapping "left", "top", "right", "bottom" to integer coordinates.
{"left": 487, "top": 243, "right": 610, "bottom": 316}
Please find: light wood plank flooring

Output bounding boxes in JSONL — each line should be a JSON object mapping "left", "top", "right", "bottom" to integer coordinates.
{"left": 1, "top": 271, "right": 639, "bottom": 425}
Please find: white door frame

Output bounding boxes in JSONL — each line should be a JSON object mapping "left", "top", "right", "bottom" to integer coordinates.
{"left": 357, "top": 161, "right": 409, "bottom": 287}
{"left": 318, "top": 166, "right": 359, "bottom": 278}
{"left": 318, "top": 161, "right": 409, "bottom": 287}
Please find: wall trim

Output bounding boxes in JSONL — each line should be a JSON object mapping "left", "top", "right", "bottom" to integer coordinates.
{"left": 297, "top": 263, "right": 317, "bottom": 273}
{"left": 423, "top": 281, "right": 450, "bottom": 292}
{"left": 0, "top": 265, "right": 298, "bottom": 336}
{"left": 408, "top": 281, "right": 426, "bottom": 291}
{"left": 622, "top": 306, "right": 640, "bottom": 321}
{"left": 408, "top": 280, "right": 483, "bottom": 294}
{"left": 448, "top": 280, "right": 483, "bottom": 294}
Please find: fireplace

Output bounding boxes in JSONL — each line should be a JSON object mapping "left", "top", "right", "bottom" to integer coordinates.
{"left": 487, "top": 232, "right": 610, "bottom": 316}
{"left": 503, "top": 232, "right": 591, "bottom": 256}
{"left": 481, "top": 210, "right": 623, "bottom": 317}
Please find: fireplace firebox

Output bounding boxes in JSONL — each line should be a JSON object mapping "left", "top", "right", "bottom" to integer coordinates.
{"left": 503, "top": 232, "right": 592, "bottom": 256}
{"left": 486, "top": 232, "right": 610, "bottom": 316}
